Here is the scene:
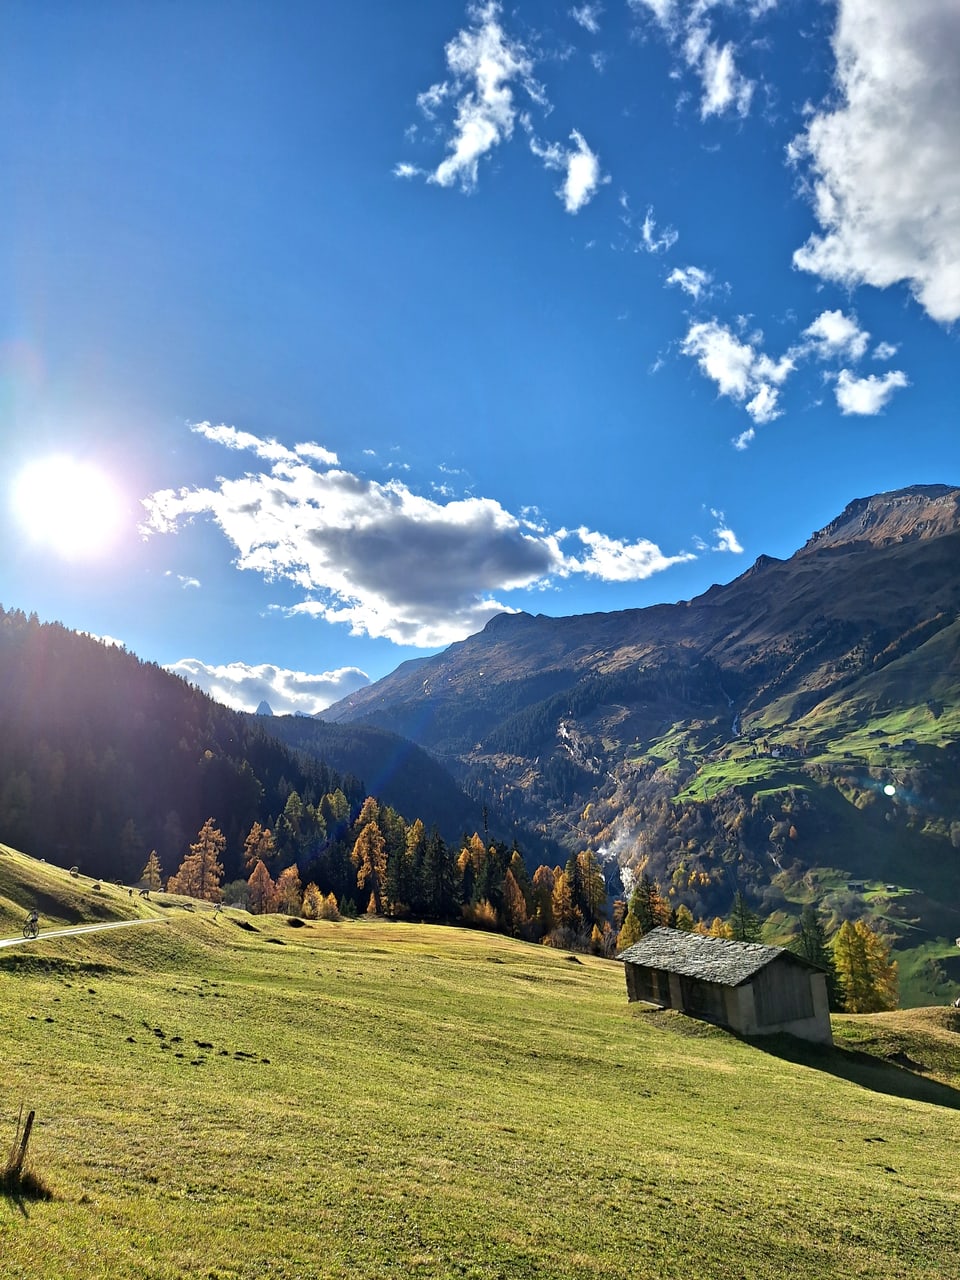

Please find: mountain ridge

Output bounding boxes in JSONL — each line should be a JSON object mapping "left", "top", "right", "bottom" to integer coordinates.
{"left": 323, "top": 484, "right": 960, "bottom": 979}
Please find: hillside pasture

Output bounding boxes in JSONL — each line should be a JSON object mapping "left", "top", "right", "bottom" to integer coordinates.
{"left": 2, "top": 852, "right": 960, "bottom": 1278}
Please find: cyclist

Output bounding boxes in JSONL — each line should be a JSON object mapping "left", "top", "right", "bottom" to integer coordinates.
{"left": 24, "top": 909, "right": 39, "bottom": 938}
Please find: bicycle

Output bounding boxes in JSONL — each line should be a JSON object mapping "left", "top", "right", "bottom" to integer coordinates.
{"left": 22, "top": 919, "right": 39, "bottom": 940}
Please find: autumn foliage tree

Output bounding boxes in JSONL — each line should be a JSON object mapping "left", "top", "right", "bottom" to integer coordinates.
{"left": 167, "top": 818, "right": 225, "bottom": 901}
{"left": 243, "top": 822, "right": 276, "bottom": 872}
{"left": 832, "top": 919, "right": 898, "bottom": 1012}
{"left": 352, "top": 820, "right": 387, "bottom": 915}
{"left": 275, "top": 864, "right": 302, "bottom": 915}
{"left": 247, "top": 859, "right": 277, "bottom": 915}
{"left": 140, "top": 850, "right": 163, "bottom": 891}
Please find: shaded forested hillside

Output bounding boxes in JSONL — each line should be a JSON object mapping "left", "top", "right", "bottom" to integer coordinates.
{"left": 0, "top": 607, "right": 370, "bottom": 883}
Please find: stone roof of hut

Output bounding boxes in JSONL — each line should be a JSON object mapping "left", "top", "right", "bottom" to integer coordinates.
{"left": 617, "top": 926, "right": 818, "bottom": 987}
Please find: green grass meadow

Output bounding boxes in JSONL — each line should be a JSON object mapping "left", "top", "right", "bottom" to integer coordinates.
{"left": 2, "top": 848, "right": 960, "bottom": 1279}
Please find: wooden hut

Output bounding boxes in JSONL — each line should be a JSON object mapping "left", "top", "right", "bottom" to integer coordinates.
{"left": 618, "top": 927, "right": 833, "bottom": 1045}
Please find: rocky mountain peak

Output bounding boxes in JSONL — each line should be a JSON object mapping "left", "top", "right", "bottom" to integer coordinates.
{"left": 800, "top": 484, "right": 960, "bottom": 555}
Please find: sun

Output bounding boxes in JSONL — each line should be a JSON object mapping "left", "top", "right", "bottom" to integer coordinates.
{"left": 12, "top": 456, "right": 126, "bottom": 559}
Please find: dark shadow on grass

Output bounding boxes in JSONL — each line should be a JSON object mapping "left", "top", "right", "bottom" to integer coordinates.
{"left": 748, "top": 1031, "right": 960, "bottom": 1111}
{"left": 1, "top": 1168, "right": 54, "bottom": 1215}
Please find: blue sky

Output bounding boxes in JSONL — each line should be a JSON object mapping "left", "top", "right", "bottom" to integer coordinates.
{"left": 2, "top": 0, "right": 958, "bottom": 715}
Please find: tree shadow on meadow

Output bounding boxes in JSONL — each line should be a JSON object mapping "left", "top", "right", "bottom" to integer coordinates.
{"left": 749, "top": 1032, "right": 960, "bottom": 1111}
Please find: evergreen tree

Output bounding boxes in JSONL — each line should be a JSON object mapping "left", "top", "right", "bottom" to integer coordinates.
{"left": 423, "top": 829, "right": 457, "bottom": 918}
{"left": 793, "top": 905, "right": 843, "bottom": 1009}
{"left": 729, "top": 890, "right": 762, "bottom": 943}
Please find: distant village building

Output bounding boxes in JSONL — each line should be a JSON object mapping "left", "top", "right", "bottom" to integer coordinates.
{"left": 618, "top": 927, "right": 833, "bottom": 1045}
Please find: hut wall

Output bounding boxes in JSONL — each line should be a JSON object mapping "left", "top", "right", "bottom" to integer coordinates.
{"left": 624, "top": 963, "right": 673, "bottom": 1007}
{"left": 732, "top": 969, "right": 832, "bottom": 1045}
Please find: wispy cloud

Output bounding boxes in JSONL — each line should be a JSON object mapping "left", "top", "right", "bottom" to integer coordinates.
{"left": 834, "top": 368, "right": 909, "bottom": 416}
{"left": 167, "top": 658, "right": 370, "bottom": 716}
{"left": 528, "top": 126, "right": 609, "bottom": 213}
{"left": 407, "top": 1, "right": 545, "bottom": 194}
{"left": 628, "top": 0, "right": 766, "bottom": 120}
{"left": 791, "top": 0, "right": 960, "bottom": 324}
{"left": 142, "top": 424, "right": 699, "bottom": 648}
{"left": 570, "top": 3, "right": 602, "bottom": 34}
{"left": 666, "top": 264, "right": 712, "bottom": 301}
{"left": 639, "top": 206, "right": 678, "bottom": 253}
{"left": 164, "top": 571, "right": 201, "bottom": 589}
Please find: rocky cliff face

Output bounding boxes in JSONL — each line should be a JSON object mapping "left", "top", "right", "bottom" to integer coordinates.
{"left": 799, "top": 485, "right": 960, "bottom": 554}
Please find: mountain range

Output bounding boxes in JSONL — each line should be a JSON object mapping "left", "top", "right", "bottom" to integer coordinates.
{"left": 324, "top": 484, "right": 960, "bottom": 989}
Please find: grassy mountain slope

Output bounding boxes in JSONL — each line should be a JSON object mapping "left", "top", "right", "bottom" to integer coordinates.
{"left": 2, "top": 849, "right": 960, "bottom": 1279}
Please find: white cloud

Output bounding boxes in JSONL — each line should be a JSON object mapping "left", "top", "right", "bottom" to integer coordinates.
{"left": 629, "top": 0, "right": 763, "bottom": 120}
{"left": 666, "top": 265, "right": 712, "bottom": 300}
{"left": 834, "top": 368, "right": 909, "bottom": 416}
{"left": 411, "top": 2, "right": 544, "bottom": 194}
{"left": 681, "top": 319, "right": 794, "bottom": 431}
{"left": 563, "top": 528, "right": 695, "bottom": 581}
{"left": 640, "top": 206, "right": 679, "bottom": 253}
{"left": 791, "top": 0, "right": 960, "bottom": 324}
{"left": 167, "top": 658, "right": 370, "bottom": 717}
{"left": 872, "top": 341, "right": 899, "bottom": 362}
{"left": 529, "top": 127, "right": 608, "bottom": 213}
{"left": 164, "top": 571, "right": 201, "bottom": 589}
{"left": 81, "top": 631, "right": 126, "bottom": 648}
{"left": 801, "top": 309, "right": 870, "bottom": 362}
{"left": 393, "top": 162, "right": 423, "bottom": 179}
{"left": 142, "top": 425, "right": 698, "bottom": 648}
{"left": 570, "top": 4, "right": 602, "bottom": 33}
{"left": 695, "top": 35, "right": 753, "bottom": 120}
{"left": 712, "top": 525, "right": 743, "bottom": 554}
{"left": 696, "top": 510, "right": 744, "bottom": 554}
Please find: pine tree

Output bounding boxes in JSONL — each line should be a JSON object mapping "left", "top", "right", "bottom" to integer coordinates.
{"left": 423, "top": 829, "right": 457, "bottom": 918}
{"left": 793, "top": 905, "right": 843, "bottom": 1009}
{"left": 140, "top": 850, "right": 163, "bottom": 891}
{"left": 729, "top": 891, "right": 762, "bottom": 943}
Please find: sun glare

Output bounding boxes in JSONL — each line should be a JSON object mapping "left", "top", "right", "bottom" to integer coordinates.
{"left": 12, "top": 456, "right": 125, "bottom": 559}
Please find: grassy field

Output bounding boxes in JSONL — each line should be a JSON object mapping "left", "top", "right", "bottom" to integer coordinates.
{"left": 2, "top": 847, "right": 960, "bottom": 1279}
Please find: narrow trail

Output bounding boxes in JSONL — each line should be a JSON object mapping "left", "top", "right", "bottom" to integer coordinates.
{"left": 0, "top": 918, "right": 166, "bottom": 950}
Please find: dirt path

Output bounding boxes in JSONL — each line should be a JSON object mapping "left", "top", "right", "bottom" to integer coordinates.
{"left": 0, "top": 918, "right": 166, "bottom": 949}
